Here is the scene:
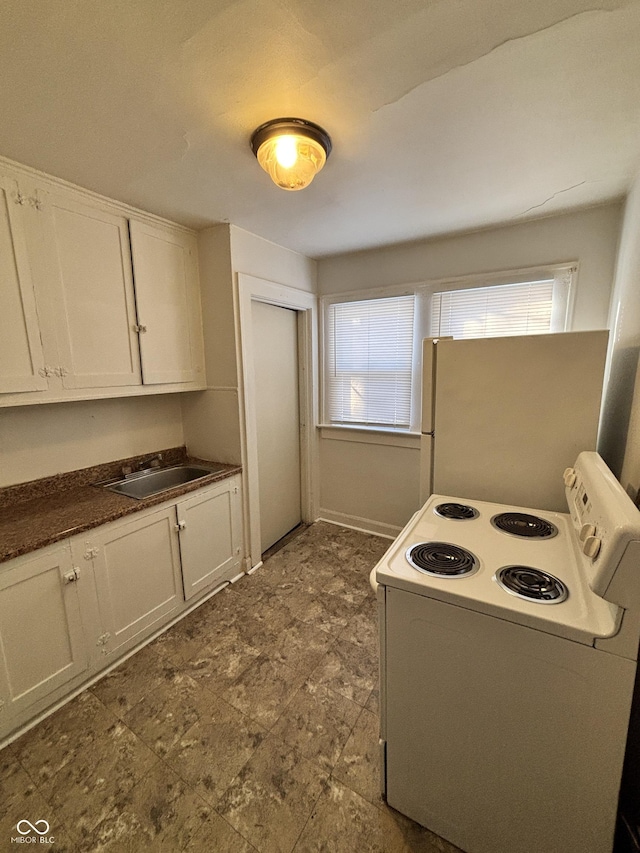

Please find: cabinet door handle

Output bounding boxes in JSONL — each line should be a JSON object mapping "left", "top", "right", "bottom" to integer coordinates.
{"left": 63, "top": 568, "right": 80, "bottom": 583}
{"left": 175, "top": 520, "right": 186, "bottom": 532}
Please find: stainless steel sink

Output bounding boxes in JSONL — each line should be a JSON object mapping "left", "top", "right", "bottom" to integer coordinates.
{"left": 100, "top": 464, "right": 227, "bottom": 500}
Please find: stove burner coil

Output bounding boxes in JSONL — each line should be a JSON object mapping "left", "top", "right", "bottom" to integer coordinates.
{"left": 434, "top": 503, "right": 479, "bottom": 521}
{"left": 491, "top": 512, "right": 558, "bottom": 539}
{"left": 406, "top": 542, "right": 479, "bottom": 578}
{"left": 494, "top": 565, "right": 567, "bottom": 603}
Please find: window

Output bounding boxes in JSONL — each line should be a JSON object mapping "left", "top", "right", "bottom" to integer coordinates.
{"left": 431, "top": 279, "right": 554, "bottom": 338}
{"left": 322, "top": 263, "right": 575, "bottom": 433}
{"left": 325, "top": 295, "right": 415, "bottom": 428}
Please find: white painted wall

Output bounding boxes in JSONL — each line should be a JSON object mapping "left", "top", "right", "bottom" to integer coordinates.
{"left": 230, "top": 226, "right": 317, "bottom": 294}
{"left": 600, "top": 173, "right": 640, "bottom": 497}
{"left": 319, "top": 435, "right": 419, "bottom": 536}
{"left": 0, "top": 395, "right": 184, "bottom": 487}
{"left": 181, "top": 224, "right": 242, "bottom": 464}
{"left": 182, "top": 223, "right": 317, "bottom": 464}
{"left": 317, "top": 204, "right": 622, "bottom": 533}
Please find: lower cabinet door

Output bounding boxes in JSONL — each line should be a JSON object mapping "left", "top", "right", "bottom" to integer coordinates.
{"left": 0, "top": 544, "right": 88, "bottom": 724}
{"left": 86, "top": 507, "right": 184, "bottom": 657}
{"left": 177, "top": 476, "right": 243, "bottom": 601}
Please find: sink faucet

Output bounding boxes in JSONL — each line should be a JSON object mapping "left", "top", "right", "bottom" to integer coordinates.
{"left": 138, "top": 453, "right": 163, "bottom": 469}
{"left": 122, "top": 453, "right": 163, "bottom": 477}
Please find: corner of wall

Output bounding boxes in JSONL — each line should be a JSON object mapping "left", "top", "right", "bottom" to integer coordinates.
{"left": 599, "top": 173, "right": 640, "bottom": 483}
{"left": 229, "top": 224, "right": 317, "bottom": 293}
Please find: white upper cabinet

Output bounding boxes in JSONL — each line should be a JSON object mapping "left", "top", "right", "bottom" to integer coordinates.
{"left": 40, "top": 191, "right": 142, "bottom": 389}
{"left": 129, "top": 220, "right": 205, "bottom": 385}
{"left": 0, "top": 172, "right": 48, "bottom": 394}
{"left": 0, "top": 157, "right": 206, "bottom": 407}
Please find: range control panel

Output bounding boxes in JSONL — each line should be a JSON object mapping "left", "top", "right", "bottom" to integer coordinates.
{"left": 565, "top": 452, "right": 640, "bottom": 597}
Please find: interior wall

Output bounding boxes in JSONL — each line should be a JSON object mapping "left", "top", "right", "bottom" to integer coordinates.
{"left": 600, "top": 172, "right": 640, "bottom": 495}
{"left": 230, "top": 226, "right": 317, "bottom": 294}
{"left": 181, "top": 224, "right": 242, "bottom": 464}
{"left": 182, "top": 223, "right": 317, "bottom": 466}
{"left": 0, "top": 395, "right": 184, "bottom": 487}
{"left": 316, "top": 204, "right": 622, "bottom": 532}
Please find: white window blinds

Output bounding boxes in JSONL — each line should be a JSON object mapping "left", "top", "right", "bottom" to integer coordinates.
{"left": 326, "top": 295, "right": 415, "bottom": 428}
{"left": 430, "top": 279, "right": 555, "bottom": 339}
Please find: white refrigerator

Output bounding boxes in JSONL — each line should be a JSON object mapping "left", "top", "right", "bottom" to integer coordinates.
{"left": 420, "top": 330, "right": 609, "bottom": 512}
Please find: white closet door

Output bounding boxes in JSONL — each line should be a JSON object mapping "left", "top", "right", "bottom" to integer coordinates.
{"left": 251, "top": 301, "right": 302, "bottom": 553}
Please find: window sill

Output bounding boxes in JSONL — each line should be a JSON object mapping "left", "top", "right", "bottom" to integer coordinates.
{"left": 318, "top": 424, "right": 421, "bottom": 449}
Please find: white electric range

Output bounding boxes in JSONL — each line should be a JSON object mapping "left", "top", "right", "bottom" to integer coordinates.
{"left": 373, "top": 452, "right": 640, "bottom": 853}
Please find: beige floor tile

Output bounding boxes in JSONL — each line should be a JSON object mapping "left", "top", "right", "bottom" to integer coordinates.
{"left": 0, "top": 749, "right": 38, "bottom": 837}
{"left": 1, "top": 786, "right": 79, "bottom": 852}
{"left": 270, "top": 680, "right": 361, "bottom": 772}
{"left": 183, "top": 810, "right": 258, "bottom": 852}
{"left": 365, "top": 686, "right": 379, "bottom": 715}
{"left": 235, "top": 594, "right": 300, "bottom": 643}
{"left": 39, "top": 719, "right": 160, "bottom": 841}
{"left": 324, "top": 572, "right": 370, "bottom": 606}
{"left": 12, "top": 691, "right": 119, "bottom": 789}
{"left": 254, "top": 618, "right": 336, "bottom": 673}
{"left": 308, "top": 636, "right": 377, "bottom": 705}
{"left": 149, "top": 609, "right": 212, "bottom": 664}
{"left": 162, "top": 694, "right": 267, "bottom": 805}
{"left": 182, "top": 631, "right": 262, "bottom": 689}
{"left": 333, "top": 707, "right": 382, "bottom": 807}
{"left": 256, "top": 582, "right": 319, "bottom": 624}
{"left": 122, "top": 672, "right": 215, "bottom": 757}
{"left": 217, "top": 734, "right": 329, "bottom": 853}
{"left": 337, "top": 604, "right": 379, "bottom": 650}
{"left": 297, "top": 593, "right": 361, "bottom": 636}
{"left": 222, "top": 654, "right": 307, "bottom": 730}
{"left": 77, "top": 763, "right": 210, "bottom": 852}
{"left": 90, "top": 643, "right": 180, "bottom": 719}
{"left": 293, "top": 778, "right": 445, "bottom": 853}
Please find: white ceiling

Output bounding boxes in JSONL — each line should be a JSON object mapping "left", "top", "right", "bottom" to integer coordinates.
{"left": 1, "top": 0, "right": 639, "bottom": 257}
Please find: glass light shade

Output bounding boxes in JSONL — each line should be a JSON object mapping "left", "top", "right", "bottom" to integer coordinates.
{"left": 251, "top": 118, "right": 332, "bottom": 191}
{"left": 256, "top": 134, "right": 327, "bottom": 191}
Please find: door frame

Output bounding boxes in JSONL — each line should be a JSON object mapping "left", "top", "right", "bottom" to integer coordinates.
{"left": 236, "top": 273, "right": 317, "bottom": 570}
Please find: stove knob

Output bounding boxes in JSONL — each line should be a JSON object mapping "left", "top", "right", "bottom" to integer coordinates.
{"left": 582, "top": 535, "right": 601, "bottom": 559}
{"left": 579, "top": 523, "right": 596, "bottom": 542}
{"left": 564, "top": 467, "right": 577, "bottom": 488}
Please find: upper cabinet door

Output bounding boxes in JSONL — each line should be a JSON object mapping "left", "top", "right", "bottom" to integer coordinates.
{"left": 41, "top": 192, "right": 142, "bottom": 389}
{"left": 0, "top": 174, "right": 48, "bottom": 393}
{"left": 129, "top": 219, "right": 205, "bottom": 385}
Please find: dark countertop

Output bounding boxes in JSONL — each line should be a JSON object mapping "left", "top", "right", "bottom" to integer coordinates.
{"left": 0, "top": 447, "right": 241, "bottom": 564}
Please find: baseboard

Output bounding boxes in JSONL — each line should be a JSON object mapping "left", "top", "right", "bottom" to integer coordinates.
{"left": 316, "top": 508, "right": 400, "bottom": 540}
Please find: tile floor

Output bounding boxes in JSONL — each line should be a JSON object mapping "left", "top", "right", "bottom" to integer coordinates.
{"left": 1, "top": 522, "right": 462, "bottom": 852}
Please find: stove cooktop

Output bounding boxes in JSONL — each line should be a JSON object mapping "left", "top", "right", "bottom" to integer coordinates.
{"left": 375, "top": 493, "right": 620, "bottom": 645}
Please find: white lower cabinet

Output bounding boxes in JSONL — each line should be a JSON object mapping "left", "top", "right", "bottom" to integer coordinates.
{"left": 177, "top": 476, "right": 243, "bottom": 601}
{"left": 0, "top": 474, "right": 243, "bottom": 743}
{"left": 76, "top": 506, "right": 184, "bottom": 659}
{"left": 0, "top": 544, "right": 89, "bottom": 727}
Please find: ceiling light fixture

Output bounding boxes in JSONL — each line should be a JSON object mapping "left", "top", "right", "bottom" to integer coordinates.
{"left": 250, "top": 117, "right": 332, "bottom": 191}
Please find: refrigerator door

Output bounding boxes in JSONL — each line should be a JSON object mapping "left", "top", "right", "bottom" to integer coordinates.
{"left": 432, "top": 330, "right": 608, "bottom": 511}
{"left": 421, "top": 338, "right": 436, "bottom": 433}
{"left": 419, "top": 433, "right": 434, "bottom": 505}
